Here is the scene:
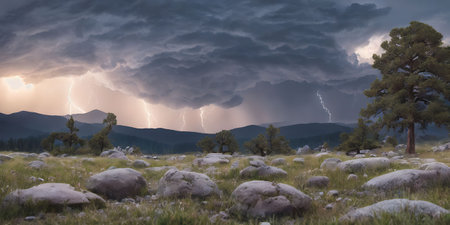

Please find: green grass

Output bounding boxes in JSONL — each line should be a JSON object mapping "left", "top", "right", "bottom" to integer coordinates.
{"left": 0, "top": 144, "right": 449, "bottom": 225}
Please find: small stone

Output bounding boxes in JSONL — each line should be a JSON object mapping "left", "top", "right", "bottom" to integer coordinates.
{"left": 306, "top": 176, "right": 329, "bottom": 188}
{"left": 293, "top": 158, "right": 305, "bottom": 164}
{"left": 327, "top": 190, "right": 339, "bottom": 197}
{"left": 363, "top": 173, "right": 368, "bottom": 178}
{"left": 336, "top": 197, "right": 343, "bottom": 202}
{"left": 347, "top": 174, "right": 358, "bottom": 181}
{"left": 24, "top": 216, "right": 36, "bottom": 221}
{"left": 121, "top": 198, "right": 136, "bottom": 203}
{"left": 260, "top": 222, "right": 271, "bottom": 225}
{"left": 325, "top": 203, "right": 335, "bottom": 210}
{"left": 78, "top": 212, "right": 86, "bottom": 217}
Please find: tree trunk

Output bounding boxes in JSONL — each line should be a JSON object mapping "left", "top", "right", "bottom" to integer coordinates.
{"left": 219, "top": 144, "right": 223, "bottom": 153}
{"left": 406, "top": 123, "right": 415, "bottom": 154}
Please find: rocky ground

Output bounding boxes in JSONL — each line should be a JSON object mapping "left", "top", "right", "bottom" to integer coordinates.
{"left": 0, "top": 142, "right": 449, "bottom": 225}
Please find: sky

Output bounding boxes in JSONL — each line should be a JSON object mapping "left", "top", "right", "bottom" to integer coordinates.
{"left": 0, "top": 0, "right": 449, "bottom": 133}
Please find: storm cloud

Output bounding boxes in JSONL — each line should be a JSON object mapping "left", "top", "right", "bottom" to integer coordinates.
{"left": 0, "top": 0, "right": 449, "bottom": 110}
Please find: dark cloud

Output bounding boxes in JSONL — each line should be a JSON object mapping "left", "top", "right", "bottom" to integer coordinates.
{"left": 1, "top": 0, "right": 441, "bottom": 110}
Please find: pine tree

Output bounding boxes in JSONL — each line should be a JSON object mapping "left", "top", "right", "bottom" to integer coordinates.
{"left": 362, "top": 21, "right": 450, "bottom": 154}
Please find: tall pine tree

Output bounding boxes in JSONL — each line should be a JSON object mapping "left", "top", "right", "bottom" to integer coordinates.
{"left": 361, "top": 21, "right": 450, "bottom": 154}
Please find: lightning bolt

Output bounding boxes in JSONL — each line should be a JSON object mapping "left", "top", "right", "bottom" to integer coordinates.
{"left": 316, "top": 91, "right": 332, "bottom": 122}
{"left": 199, "top": 107, "right": 206, "bottom": 132}
{"left": 181, "top": 109, "right": 186, "bottom": 131}
{"left": 67, "top": 78, "right": 85, "bottom": 115}
{"left": 142, "top": 99, "right": 151, "bottom": 128}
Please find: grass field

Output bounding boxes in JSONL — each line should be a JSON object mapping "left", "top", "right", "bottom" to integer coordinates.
{"left": 0, "top": 143, "right": 449, "bottom": 225}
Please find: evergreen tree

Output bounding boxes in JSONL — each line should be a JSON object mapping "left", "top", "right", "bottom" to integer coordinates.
{"left": 215, "top": 130, "right": 238, "bottom": 153}
{"left": 88, "top": 113, "right": 117, "bottom": 155}
{"left": 362, "top": 21, "right": 450, "bottom": 154}
{"left": 336, "top": 118, "right": 380, "bottom": 154}
{"left": 196, "top": 136, "right": 216, "bottom": 153}
{"left": 244, "top": 134, "right": 268, "bottom": 156}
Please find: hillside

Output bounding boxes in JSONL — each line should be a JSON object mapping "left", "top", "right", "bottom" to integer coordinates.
{"left": 0, "top": 111, "right": 447, "bottom": 154}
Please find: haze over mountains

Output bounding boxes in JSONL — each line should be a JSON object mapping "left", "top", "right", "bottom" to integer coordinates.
{"left": 0, "top": 110, "right": 447, "bottom": 154}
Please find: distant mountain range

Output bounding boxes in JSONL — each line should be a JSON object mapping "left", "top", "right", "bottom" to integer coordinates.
{"left": 0, "top": 110, "right": 447, "bottom": 154}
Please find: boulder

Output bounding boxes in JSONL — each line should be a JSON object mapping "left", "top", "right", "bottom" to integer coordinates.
{"left": 145, "top": 166, "right": 177, "bottom": 172}
{"left": 293, "top": 158, "right": 305, "bottom": 164}
{"left": 38, "top": 152, "right": 51, "bottom": 158}
{"left": 271, "top": 158, "right": 286, "bottom": 165}
{"left": 240, "top": 166, "right": 287, "bottom": 178}
{"left": 337, "top": 157, "right": 390, "bottom": 173}
{"left": 86, "top": 168, "right": 147, "bottom": 200}
{"left": 205, "top": 153, "right": 232, "bottom": 159}
{"left": 314, "top": 152, "right": 329, "bottom": 158}
{"left": 100, "top": 150, "right": 128, "bottom": 160}
{"left": 231, "top": 180, "right": 311, "bottom": 218}
{"left": 0, "top": 154, "right": 14, "bottom": 161}
{"left": 362, "top": 167, "right": 449, "bottom": 191}
{"left": 432, "top": 142, "right": 450, "bottom": 152}
{"left": 2, "top": 183, "right": 105, "bottom": 210}
{"left": 230, "top": 161, "right": 240, "bottom": 169}
{"left": 250, "top": 160, "right": 266, "bottom": 167}
{"left": 347, "top": 174, "right": 358, "bottom": 181}
{"left": 28, "top": 160, "right": 47, "bottom": 170}
{"left": 157, "top": 169, "right": 220, "bottom": 198}
{"left": 132, "top": 160, "right": 150, "bottom": 168}
{"left": 395, "top": 144, "right": 407, "bottom": 151}
{"left": 340, "top": 199, "right": 449, "bottom": 222}
{"left": 320, "top": 158, "right": 342, "bottom": 170}
{"left": 306, "top": 176, "right": 329, "bottom": 188}
{"left": 193, "top": 157, "right": 229, "bottom": 166}
{"left": 296, "top": 145, "right": 312, "bottom": 154}
{"left": 167, "top": 155, "right": 186, "bottom": 161}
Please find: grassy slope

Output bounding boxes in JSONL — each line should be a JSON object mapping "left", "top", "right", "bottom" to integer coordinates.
{"left": 0, "top": 143, "right": 449, "bottom": 225}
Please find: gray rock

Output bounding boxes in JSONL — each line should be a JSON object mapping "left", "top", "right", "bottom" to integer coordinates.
{"left": 24, "top": 216, "right": 36, "bottom": 221}
{"left": 340, "top": 199, "right": 449, "bottom": 222}
{"left": 337, "top": 157, "right": 390, "bottom": 173}
{"left": 246, "top": 155, "right": 266, "bottom": 161}
{"left": 231, "top": 180, "right": 311, "bottom": 218}
{"left": 296, "top": 145, "right": 312, "bottom": 154}
{"left": 325, "top": 203, "right": 335, "bottom": 210}
{"left": 167, "top": 155, "right": 186, "bottom": 161}
{"left": 362, "top": 168, "right": 449, "bottom": 191}
{"left": 432, "top": 142, "right": 450, "bottom": 152}
{"left": 320, "top": 158, "right": 342, "bottom": 170}
{"left": 230, "top": 161, "right": 240, "bottom": 169}
{"left": 327, "top": 190, "right": 339, "bottom": 197}
{"left": 314, "top": 152, "right": 330, "bottom": 158}
{"left": 193, "top": 157, "right": 229, "bottom": 166}
{"left": 145, "top": 166, "right": 177, "bottom": 172}
{"left": 249, "top": 160, "right": 266, "bottom": 167}
{"left": 132, "top": 160, "right": 150, "bottom": 168}
{"left": 395, "top": 144, "right": 407, "bottom": 151}
{"left": 38, "top": 152, "right": 51, "bottom": 158}
{"left": 205, "top": 166, "right": 218, "bottom": 175}
{"left": 306, "top": 176, "right": 329, "bottom": 188}
{"left": 293, "top": 158, "right": 305, "bottom": 164}
{"left": 28, "top": 160, "right": 47, "bottom": 170}
{"left": 100, "top": 150, "right": 128, "bottom": 160}
{"left": 386, "top": 151, "right": 399, "bottom": 158}
{"left": 157, "top": 169, "right": 220, "bottom": 198}
{"left": 87, "top": 168, "right": 148, "bottom": 200}
{"left": 347, "top": 174, "right": 358, "bottom": 181}
{"left": 210, "top": 211, "right": 229, "bottom": 223}
{"left": 205, "top": 153, "right": 232, "bottom": 159}
{"left": 0, "top": 154, "right": 14, "bottom": 161}
{"left": 271, "top": 158, "right": 286, "bottom": 165}
{"left": 354, "top": 154, "right": 366, "bottom": 158}
{"left": 2, "top": 183, "right": 105, "bottom": 210}
{"left": 240, "top": 166, "right": 287, "bottom": 178}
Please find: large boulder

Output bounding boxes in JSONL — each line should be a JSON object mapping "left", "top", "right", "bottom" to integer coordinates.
{"left": 231, "top": 180, "right": 311, "bottom": 218}
{"left": 240, "top": 165, "right": 287, "bottom": 178}
{"left": 205, "top": 153, "right": 232, "bottom": 159}
{"left": 420, "top": 162, "right": 450, "bottom": 180}
{"left": 340, "top": 199, "right": 449, "bottom": 222}
{"left": 432, "top": 142, "right": 450, "bottom": 152}
{"left": 0, "top": 154, "right": 13, "bottom": 162}
{"left": 157, "top": 169, "right": 220, "bottom": 198}
{"left": 86, "top": 168, "right": 147, "bottom": 200}
{"left": 28, "top": 160, "right": 47, "bottom": 170}
{"left": 337, "top": 157, "right": 390, "bottom": 173}
{"left": 306, "top": 176, "right": 329, "bottom": 188}
{"left": 296, "top": 145, "right": 312, "bottom": 154}
{"left": 2, "top": 183, "right": 105, "bottom": 210}
{"left": 145, "top": 166, "right": 177, "bottom": 172}
{"left": 100, "top": 150, "right": 128, "bottom": 160}
{"left": 271, "top": 158, "right": 287, "bottom": 165}
{"left": 320, "top": 158, "right": 342, "bottom": 170}
{"left": 193, "top": 155, "right": 229, "bottom": 166}
{"left": 362, "top": 168, "right": 449, "bottom": 191}
{"left": 132, "top": 160, "right": 150, "bottom": 168}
